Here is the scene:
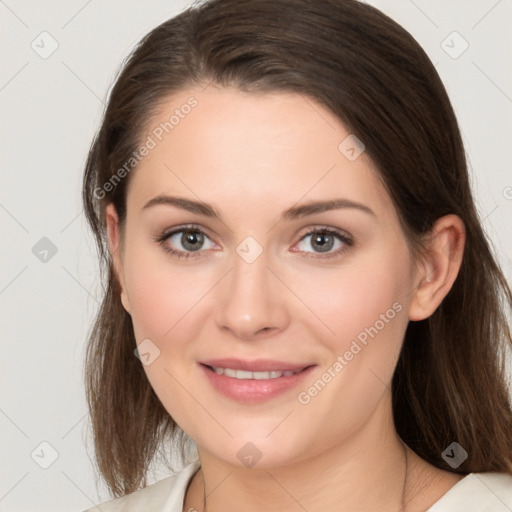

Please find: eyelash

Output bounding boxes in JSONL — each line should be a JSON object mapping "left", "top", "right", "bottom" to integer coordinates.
{"left": 155, "top": 224, "right": 353, "bottom": 261}
{"left": 293, "top": 225, "right": 353, "bottom": 260}
{"left": 155, "top": 224, "right": 216, "bottom": 260}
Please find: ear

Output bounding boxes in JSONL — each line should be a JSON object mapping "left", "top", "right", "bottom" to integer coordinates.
{"left": 408, "top": 214, "right": 465, "bottom": 321}
{"left": 105, "top": 203, "right": 131, "bottom": 314}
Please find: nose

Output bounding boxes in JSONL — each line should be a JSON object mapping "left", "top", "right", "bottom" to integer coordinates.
{"left": 214, "top": 247, "right": 290, "bottom": 341}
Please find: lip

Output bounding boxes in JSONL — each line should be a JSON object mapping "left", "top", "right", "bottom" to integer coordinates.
{"left": 199, "top": 358, "right": 311, "bottom": 372}
{"left": 198, "top": 358, "right": 316, "bottom": 404}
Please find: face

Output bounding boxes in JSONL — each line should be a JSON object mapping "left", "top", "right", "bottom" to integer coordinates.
{"left": 108, "top": 84, "right": 423, "bottom": 469}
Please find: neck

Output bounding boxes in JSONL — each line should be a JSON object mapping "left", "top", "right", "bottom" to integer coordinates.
{"left": 185, "top": 394, "right": 415, "bottom": 512}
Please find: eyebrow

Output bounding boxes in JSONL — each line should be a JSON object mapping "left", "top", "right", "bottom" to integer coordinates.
{"left": 141, "top": 195, "right": 376, "bottom": 220}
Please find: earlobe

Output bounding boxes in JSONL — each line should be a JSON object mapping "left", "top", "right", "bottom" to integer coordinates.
{"left": 105, "top": 204, "right": 131, "bottom": 314}
{"left": 408, "top": 214, "right": 465, "bottom": 321}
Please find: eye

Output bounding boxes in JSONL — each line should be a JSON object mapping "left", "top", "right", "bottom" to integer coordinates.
{"left": 292, "top": 226, "right": 353, "bottom": 259}
{"left": 156, "top": 225, "right": 218, "bottom": 259}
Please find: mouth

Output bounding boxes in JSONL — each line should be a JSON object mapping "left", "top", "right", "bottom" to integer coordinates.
{"left": 198, "top": 358, "right": 316, "bottom": 403}
{"left": 203, "top": 364, "right": 306, "bottom": 380}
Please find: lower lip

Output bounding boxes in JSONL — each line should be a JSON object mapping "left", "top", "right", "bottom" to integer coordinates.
{"left": 199, "top": 364, "right": 316, "bottom": 404}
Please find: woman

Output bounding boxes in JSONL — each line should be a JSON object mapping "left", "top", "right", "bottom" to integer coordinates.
{"left": 81, "top": 0, "right": 512, "bottom": 510}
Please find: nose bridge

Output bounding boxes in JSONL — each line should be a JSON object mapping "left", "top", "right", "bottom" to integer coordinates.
{"left": 214, "top": 239, "right": 288, "bottom": 339}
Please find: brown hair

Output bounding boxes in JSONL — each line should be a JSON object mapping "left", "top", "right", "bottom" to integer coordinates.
{"left": 82, "top": 0, "right": 512, "bottom": 497}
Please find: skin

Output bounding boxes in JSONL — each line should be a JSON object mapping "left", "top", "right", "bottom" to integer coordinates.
{"left": 106, "top": 84, "right": 466, "bottom": 511}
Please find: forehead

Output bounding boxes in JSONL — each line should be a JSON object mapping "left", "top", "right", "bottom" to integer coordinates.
{"left": 126, "top": 85, "right": 396, "bottom": 224}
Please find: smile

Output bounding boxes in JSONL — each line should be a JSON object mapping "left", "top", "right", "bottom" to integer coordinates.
{"left": 207, "top": 366, "right": 304, "bottom": 379}
{"left": 199, "top": 360, "right": 316, "bottom": 403}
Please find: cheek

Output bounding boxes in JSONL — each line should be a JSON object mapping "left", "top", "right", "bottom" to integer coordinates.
{"left": 288, "top": 264, "right": 409, "bottom": 451}
{"left": 289, "top": 246, "right": 412, "bottom": 418}
{"left": 122, "top": 243, "right": 212, "bottom": 341}
{"left": 121, "top": 244, "right": 212, "bottom": 427}
{"left": 290, "top": 253, "right": 410, "bottom": 354}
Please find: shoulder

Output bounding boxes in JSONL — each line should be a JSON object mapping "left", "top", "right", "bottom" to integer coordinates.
{"left": 81, "top": 460, "right": 201, "bottom": 512}
{"left": 428, "top": 472, "right": 512, "bottom": 511}
{"left": 82, "top": 476, "right": 176, "bottom": 512}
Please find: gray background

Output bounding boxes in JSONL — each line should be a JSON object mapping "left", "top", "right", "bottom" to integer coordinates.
{"left": 1, "top": 1, "right": 511, "bottom": 511}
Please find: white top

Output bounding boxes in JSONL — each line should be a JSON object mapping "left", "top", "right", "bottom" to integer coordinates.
{"left": 83, "top": 459, "right": 512, "bottom": 512}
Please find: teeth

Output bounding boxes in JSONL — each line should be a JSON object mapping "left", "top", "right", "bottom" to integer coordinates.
{"left": 210, "top": 366, "right": 303, "bottom": 379}
{"left": 253, "top": 371, "right": 271, "bottom": 379}
{"left": 223, "top": 368, "right": 236, "bottom": 377}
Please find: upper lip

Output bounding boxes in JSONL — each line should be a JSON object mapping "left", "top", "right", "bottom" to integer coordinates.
{"left": 200, "top": 358, "right": 314, "bottom": 372}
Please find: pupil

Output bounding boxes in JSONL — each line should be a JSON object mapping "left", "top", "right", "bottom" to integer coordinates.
{"left": 182, "top": 231, "right": 203, "bottom": 251}
{"left": 313, "top": 233, "right": 333, "bottom": 252}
